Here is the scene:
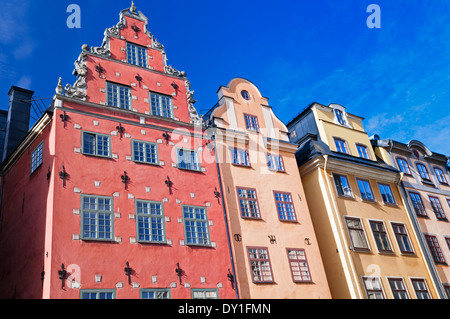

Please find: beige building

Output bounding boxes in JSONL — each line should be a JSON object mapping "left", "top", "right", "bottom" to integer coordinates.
{"left": 287, "top": 102, "right": 442, "bottom": 299}
{"left": 372, "top": 137, "right": 450, "bottom": 298}
{"left": 205, "top": 78, "right": 331, "bottom": 299}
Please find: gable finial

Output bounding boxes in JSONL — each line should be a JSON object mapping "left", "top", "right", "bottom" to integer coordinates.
{"left": 130, "top": 1, "right": 137, "bottom": 13}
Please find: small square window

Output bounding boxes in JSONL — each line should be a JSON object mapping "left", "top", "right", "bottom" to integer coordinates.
{"left": 396, "top": 158, "right": 411, "bottom": 175}
{"left": 411, "top": 279, "right": 431, "bottom": 299}
{"left": 356, "top": 179, "right": 375, "bottom": 201}
{"left": 429, "top": 196, "right": 447, "bottom": 220}
{"left": 82, "top": 132, "right": 111, "bottom": 158}
{"left": 150, "top": 92, "right": 174, "bottom": 119}
{"left": 237, "top": 188, "right": 260, "bottom": 219}
{"left": 334, "top": 109, "right": 346, "bottom": 126}
{"left": 409, "top": 192, "right": 427, "bottom": 217}
{"left": 333, "top": 174, "right": 353, "bottom": 198}
{"left": 132, "top": 140, "right": 159, "bottom": 165}
{"left": 362, "top": 276, "right": 384, "bottom": 299}
{"left": 388, "top": 278, "right": 409, "bottom": 299}
{"left": 356, "top": 144, "right": 371, "bottom": 159}
{"left": 183, "top": 206, "right": 210, "bottom": 246}
{"left": 425, "top": 234, "right": 446, "bottom": 264}
{"left": 333, "top": 138, "right": 349, "bottom": 154}
{"left": 231, "top": 148, "right": 250, "bottom": 166}
{"left": 391, "top": 223, "right": 414, "bottom": 254}
{"left": 434, "top": 167, "right": 448, "bottom": 184}
{"left": 140, "top": 289, "right": 171, "bottom": 299}
{"left": 191, "top": 289, "right": 218, "bottom": 299}
{"left": 127, "top": 42, "right": 148, "bottom": 68}
{"left": 81, "top": 195, "right": 114, "bottom": 241}
{"left": 247, "top": 247, "right": 274, "bottom": 283}
{"left": 274, "top": 192, "right": 296, "bottom": 221}
{"left": 378, "top": 183, "right": 396, "bottom": 204}
{"left": 244, "top": 114, "right": 259, "bottom": 132}
{"left": 106, "top": 82, "right": 132, "bottom": 110}
{"left": 416, "top": 163, "right": 430, "bottom": 181}
{"left": 267, "top": 154, "right": 285, "bottom": 172}
{"left": 177, "top": 148, "right": 200, "bottom": 171}
{"left": 345, "top": 217, "right": 370, "bottom": 252}
{"left": 369, "top": 220, "right": 393, "bottom": 253}
{"left": 136, "top": 200, "right": 165, "bottom": 243}
{"left": 80, "top": 289, "right": 115, "bottom": 299}
{"left": 287, "top": 249, "right": 312, "bottom": 283}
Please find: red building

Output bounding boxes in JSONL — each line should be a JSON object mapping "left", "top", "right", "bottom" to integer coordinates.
{"left": 0, "top": 4, "right": 236, "bottom": 299}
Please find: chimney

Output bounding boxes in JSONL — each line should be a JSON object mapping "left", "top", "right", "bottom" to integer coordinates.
{"left": 2, "top": 86, "right": 34, "bottom": 161}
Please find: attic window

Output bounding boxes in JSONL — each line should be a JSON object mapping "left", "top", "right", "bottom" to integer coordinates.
{"left": 127, "top": 42, "right": 148, "bottom": 68}
{"left": 334, "top": 109, "right": 346, "bottom": 125}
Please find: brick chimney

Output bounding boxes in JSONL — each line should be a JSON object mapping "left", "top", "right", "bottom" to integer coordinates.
{"left": 2, "top": 86, "right": 34, "bottom": 161}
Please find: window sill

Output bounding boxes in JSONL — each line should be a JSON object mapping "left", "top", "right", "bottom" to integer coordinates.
{"left": 82, "top": 153, "right": 113, "bottom": 160}
{"left": 231, "top": 163, "right": 252, "bottom": 168}
{"left": 177, "top": 166, "right": 202, "bottom": 173}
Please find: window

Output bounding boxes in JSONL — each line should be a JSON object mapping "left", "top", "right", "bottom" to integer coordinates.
{"left": 80, "top": 290, "right": 115, "bottom": 299}
{"left": 274, "top": 192, "right": 296, "bottom": 221}
{"left": 126, "top": 42, "right": 148, "bottom": 68}
{"left": 191, "top": 289, "right": 219, "bottom": 299}
{"left": 334, "top": 138, "right": 349, "bottom": 154}
{"left": 396, "top": 158, "right": 411, "bottom": 175}
{"left": 444, "top": 284, "right": 450, "bottom": 299}
{"left": 411, "top": 279, "right": 431, "bottom": 299}
{"left": 434, "top": 167, "right": 448, "bottom": 184}
{"left": 231, "top": 148, "right": 250, "bottom": 166}
{"left": 356, "top": 144, "right": 371, "bottom": 160}
{"left": 177, "top": 148, "right": 200, "bottom": 171}
{"left": 140, "top": 289, "right": 170, "bottom": 299}
{"left": 416, "top": 163, "right": 430, "bottom": 181}
{"left": 388, "top": 278, "right": 409, "bottom": 299}
{"left": 333, "top": 174, "right": 353, "bottom": 197}
{"left": 82, "top": 132, "right": 111, "bottom": 158}
{"left": 136, "top": 200, "right": 165, "bottom": 243}
{"left": 247, "top": 247, "right": 273, "bottom": 283}
{"left": 345, "top": 217, "right": 369, "bottom": 251}
{"left": 378, "top": 183, "right": 396, "bottom": 204}
{"left": 267, "top": 154, "right": 285, "bottom": 172}
{"left": 362, "top": 277, "right": 384, "bottom": 299}
{"left": 107, "top": 82, "right": 132, "bottom": 110}
{"left": 237, "top": 188, "right": 260, "bottom": 219}
{"left": 356, "top": 179, "right": 375, "bottom": 201}
{"left": 429, "top": 196, "right": 447, "bottom": 220}
{"left": 241, "top": 90, "right": 250, "bottom": 100}
{"left": 369, "top": 221, "right": 393, "bottom": 253}
{"left": 334, "top": 109, "right": 346, "bottom": 126}
{"left": 150, "top": 92, "right": 174, "bottom": 118}
{"left": 446, "top": 237, "right": 450, "bottom": 251}
{"left": 244, "top": 114, "right": 259, "bottom": 132}
{"left": 425, "top": 235, "right": 446, "bottom": 264}
{"left": 31, "top": 142, "right": 43, "bottom": 174}
{"left": 409, "top": 192, "right": 427, "bottom": 217}
{"left": 132, "top": 140, "right": 158, "bottom": 165}
{"left": 391, "top": 223, "right": 414, "bottom": 254}
{"left": 287, "top": 249, "right": 312, "bottom": 283}
{"left": 183, "top": 206, "right": 210, "bottom": 246}
{"left": 81, "top": 195, "right": 114, "bottom": 241}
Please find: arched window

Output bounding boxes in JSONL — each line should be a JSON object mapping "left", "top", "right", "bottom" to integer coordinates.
{"left": 416, "top": 163, "right": 430, "bottom": 180}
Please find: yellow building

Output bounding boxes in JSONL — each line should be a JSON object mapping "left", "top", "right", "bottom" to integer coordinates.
{"left": 371, "top": 137, "right": 450, "bottom": 298}
{"left": 287, "top": 102, "right": 441, "bottom": 299}
{"left": 204, "top": 78, "right": 331, "bottom": 299}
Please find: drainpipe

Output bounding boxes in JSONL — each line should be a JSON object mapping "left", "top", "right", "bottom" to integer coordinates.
{"left": 210, "top": 129, "right": 239, "bottom": 299}
{"left": 398, "top": 180, "right": 447, "bottom": 299}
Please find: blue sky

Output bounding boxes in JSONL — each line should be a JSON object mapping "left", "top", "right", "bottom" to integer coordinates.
{"left": 1, "top": 0, "right": 449, "bottom": 155}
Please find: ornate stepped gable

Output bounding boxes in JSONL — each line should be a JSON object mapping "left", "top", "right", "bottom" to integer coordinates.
{"left": 57, "top": 2, "right": 202, "bottom": 125}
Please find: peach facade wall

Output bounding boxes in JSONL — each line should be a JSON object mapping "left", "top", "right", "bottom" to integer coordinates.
{"left": 212, "top": 78, "right": 331, "bottom": 299}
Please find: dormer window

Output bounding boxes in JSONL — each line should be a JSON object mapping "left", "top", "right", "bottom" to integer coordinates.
{"left": 335, "top": 109, "right": 346, "bottom": 125}
{"left": 126, "top": 42, "right": 148, "bottom": 68}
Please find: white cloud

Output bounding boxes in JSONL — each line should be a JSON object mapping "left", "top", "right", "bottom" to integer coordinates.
{"left": 17, "top": 75, "right": 32, "bottom": 90}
